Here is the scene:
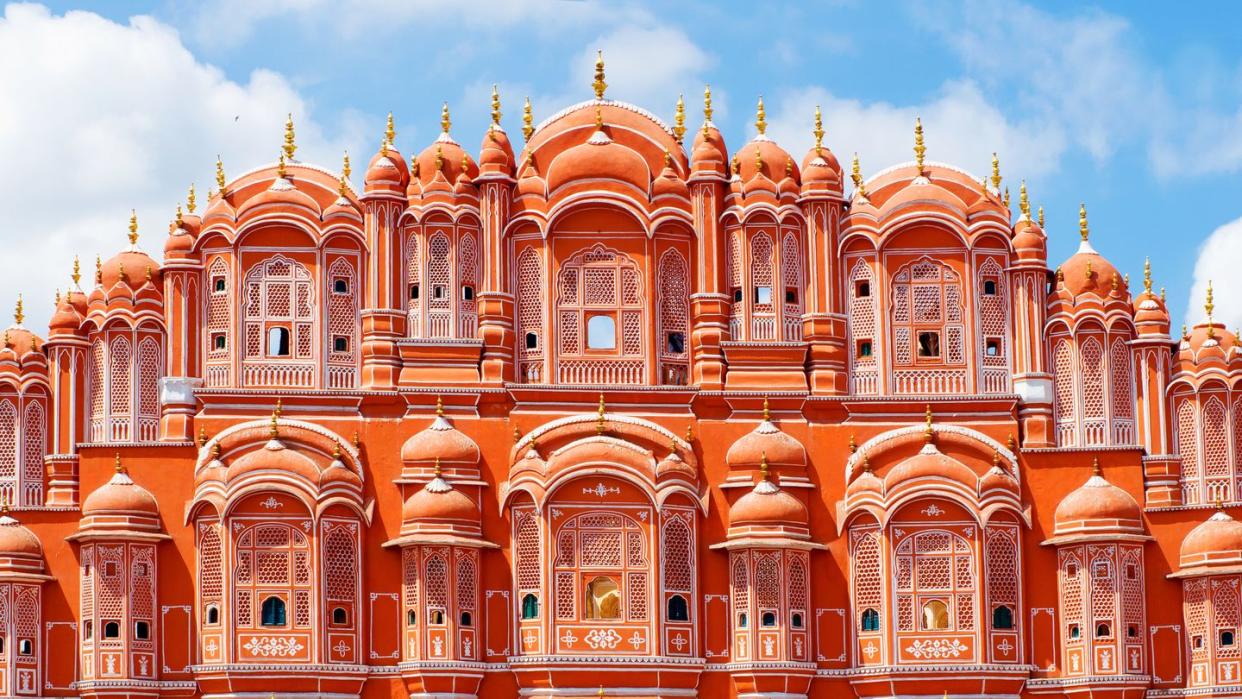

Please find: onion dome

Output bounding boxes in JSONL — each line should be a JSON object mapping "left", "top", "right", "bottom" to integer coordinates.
{"left": 737, "top": 98, "right": 797, "bottom": 186}
{"left": 479, "top": 87, "right": 516, "bottom": 177}
{"left": 1174, "top": 508, "right": 1242, "bottom": 578}
{"left": 725, "top": 458, "right": 811, "bottom": 547}
{"left": 690, "top": 88, "right": 728, "bottom": 176}
{"left": 845, "top": 454, "right": 884, "bottom": 499}
{"left": 362, "top": 113, "right": 409, "bottom": 195}
{"left": 1046, "top": 460, "right": 1145, "bottom": 545}
{"left": 1055, "top": 205, "right": 1127, "bottom": 298}
{"left": 49, "top": 294, "right": 83, "bottom": 334}
{"left": 1132, "top": 258, "right": 1171, "bottom": 337}
{"left": 655, "top": 441, "right": 697, "bottom": 481}
{"left": 725, "top": 399, "right": 807, "bottom": 473}
{"left": 324, "top": 154, "right": 362, "bottom": 223}
{"left": 164, "top": 201, "right": 196, "bottom": 257}
{"left": 101, "top": 212, "right": 163, "bottom": 290}
{"left": 401, "top": 466, "right": 478, "bottom": 531}
{"left": 1, "top": 297, "right": 41, "bottom": 357}
{"left": 204, "top": 157, "right": 237, "bottom": 224}
{"left": 400, "top": 398, "right": 481, "bottom": 479}
{"left": 510, "top": 440, "right": 547, "bottom": 480}
{"left": 652, "top": 152, "right": 690, "bottom": 200}
{"left": 545, "top": 110, "right": 650, "bottom": 195}
{"left": 800, "top": 108, "right": 843, "bottom": 196}
{"left": 0, "top": 511, "right": 47, "bottom": 580}
{"left": 1011, "top": 184, "right": 1047, "bottom": 262}
{"left": 515, "top": 155, "right": 546, "bottom": 199}
{"left": 72, "top": 455, "right": 168, "bottom": 543}
{"left": 236, "top": 156, "right": 323, "bottom": 219}
{"left": 979, "top": 452, "right": 1018, "bottom": 495}
{"left": 413, "top": 104, "right": 476, "bottom": 191}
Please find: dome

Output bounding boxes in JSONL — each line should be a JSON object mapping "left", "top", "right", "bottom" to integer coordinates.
{"left": 546, "top": 136, "right": 650, "bottom": 196}
{"left": 1058, "top": 243, "right": 1126, "bottom": 299}
{"left": 479, "top": 124, "right": 516, "bottom": 176}
{"left": 691, "top": 123, "right": 728, "bottom": 176}
{"left": 1177, "top": 509, "right": 1242, "bottom": 576}
{"left": 800, "top": 147, "right": 843, "bottom": 194}
{"left": 2, "top": 324, "right": 40, "bottom": 358}
{"left": 48, "top": 295, "right": 84, "bottom": 334}
{"left": 235, "top": 172, "right": 322, "bottom": 219}
{"left": 729, "top": 477, "right": 808, "bottom": 529}
{"left": 164, "top": 228, "right": 194, "bottom": 257}
{"left": 651, "top": 160, "right": 689, "bottom": 200}
{"left": 845, "top": 463, "right": 884, "bottom": 499}
{"left": 737, "top": 136, "right": 797, "bottom": 188}
{"left": 884, "top": 443, "right": 977, "bottom": 489}
{"left": 323, "top": 192, "right": 362, "bottom": 223}
{"left": 401, "top": 475, "right": 478, "bottom": 527}
{"left": 400, "top": 406, "right": 481, "bottom": 467}
{"left": 0, "top": 513, "right": 42, "bottom": 558}
{"left": 1012, "top": 218, "right": 1047, "bottom": 262}
{"left": 1050, "top": 465, "right": 1144, "bottom": 542}
{"left": 82, "top": 464, "right": 160, "bottom": 518}
{"left": 725, "top": 411, "right": 807, "bottom": 471}
{"left": 1177, "top": 322, "right": 1239, "bottom": 368}
{"left": 655, "top": 449, "right": 696, "bottom": 481}
{"left": 101, "top": 248, "right": 162, "bottom": 290}
{"left": 225, "top": 439, "right": 322, "bottom": 484}
{"left": 364, "top": 146, "right": 406, "bottom": 194}
{"left": 414, "top": 132, "right": 476, "bottom": 191}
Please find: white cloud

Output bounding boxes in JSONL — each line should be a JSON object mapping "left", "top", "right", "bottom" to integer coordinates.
{"left": 766, "top": 80, "right": 1066, "bottom": 189}
{"left": 1186, "top": 216, "right": 1242, "bottom": 330}
{"left": 0, "top": 3, "right": 364, "bottom": 332}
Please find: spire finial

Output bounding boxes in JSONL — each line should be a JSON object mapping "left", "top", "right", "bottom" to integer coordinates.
{"left": 434, "top": 145, "right": 444, "bottom": 171}
{"left": 283, "top": 113, "right": 297, "bottom": 160}
{"left": 1019, "top": 180, "right": 1030, "bottom": 218}
{"left": 1206, "top": 280, "right": 1215, "bottom": 320}
{"left": 488, "top": 85, "right": 502, "bottom": 126}
{"left": 198, "top": 425, "right": 208, "bottom": 448}
{"left": 1037, "top": 205, "right": 1045, "bottom": 228}
{"left": 435, "top": 395, "right": 444, "bottom": 417}
{"left": 1079, "top": 203, "right": 1089, "bottom": 241}
{"left": 759, "top": 451, "right": 769, "bottom": 481}
{"left": 924, "top": 404, "right": 934, "bottom": 443}
{"left": 990, "top": 152, "right": 1001, "bottom": 190}
{"left": 596, "top": 393, "right": 606, "bottom": 435}
{"left": 755, "top": 96, "right": 767, "bottom": 136}
{"left": 95, "top": 254, "right": 102, "bottom": 285}
{"left": 592, "top": 50, "right": 607, "bottom": 100}
{"left": 597, "top": 686, "right": 606, "bottom": 698}
{"left": 13, "top": 295, "right": 23, "bottom": 325}
{"left": 71, "top": 255, "right": 81, "bottom": 288}
{"left": 114, "top": 452, "right": 124, "bottom": 474}
{"left": 913, "top": 117, "right": 926, "bottom": 175}
{"left": 385, "top": 111, "right": 396, "bottom": 146}
{"left": 522, "top": 97, "right": 534, "bottom": 141}
{"left": 851, "top": 153, "right": 866, "bottom": 196}
{"left": 277, "top": 152, "right": 288, "bottom": 179}
{"left": 703, "top": 84, "right": 713, "bottom": 124}
{"left": 595, "top": 105, "right": 604, "bottom": 130}
{"left": 124, "top": 209, "right": 138, "bottom": 246}
{"left": 54, "top": 288, "right": 60, "bottom": 306}
{"left": 762, "top": 396, "right": 771, "bottom": 421}
{"left": 270, "top": 398, "right": 283, "bottom": 440}
{"left": 441, "top": 102, "right": 452, "bottom": 134}
{"left": 338, "top": 153, "right": 350, "bottom": 197}
{"left": 1143, "top": 258, "right": 1152, "bottom": 293}
{"left": 754, "top": 145, "right": 763, "bottom": 172}
{"left": 434, "top": 456, "right": 442, "bottom": 478}
{"left": 1003, "top": 186, "right": 1010, "bottom": 210}
{"left": 176, "top": 202, "right": 184, "bottom": 228}
{"left": 813, "top": 105, "right": 825, "bottom": 154}
{"left": 216, "top": 155, "right": 226, "bottom": 190}
{"left": 673, "top": 94, "right": 686, "bottom": 144}
{"left": 1161, "top": 286, "right": 1167, "bottom": 303}
{"left": 187, "top": 182, "right": 197, "bottom": 214}
{"left": 1091, "top": 456, "right": 1101, "bottom": 476}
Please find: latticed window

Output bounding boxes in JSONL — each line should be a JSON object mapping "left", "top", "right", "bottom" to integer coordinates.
{"left": 656, "top": 249, "right": 689, "bottom": 386}
{"left": 232, "top": 522, "right": 312, "bottom": 631}
{"left": 554, "top": 244, "right": 645, "bottom": 385}
{"left": 86, "top": 328, "right": 163, "bottom": 444}
{"left": 242, "top": 255, "right": 315, "bottom": 387}
{"left": 851, "top": 527, "right": 883, "bottom": 636}
{"left": 198, "top": 523, "right": 223, "bottom": 627}
{"left": 977, "top": 258, "right": 1010, "bottom": 393}
{"left": 322, "top": 520, "right": 359, "bottom": 635}
{"left": 984, "top": 525, "right": 1020, "bottom": 639}
{"left": 1177, "top": 398, "right": 1202, "bottom": 505}
{"left": 515, "top": 248, "right": 544, "bottom": 383}
{"left": 204, "top": 256, "right": 233, "bottom": 386}
{"left": 726, "top": 225, "right": 805, "bottom": 342}
{"left": 405, "top": 226, "right": 480, "bottom": 339}
{"left": 661, "top": 515, "right": 693, "bottom": 622}
{"left": 780, "top": 231, "right": 804, "bottom": 341}
{"left": 0, "top": 393, "right": 45, "bottom": 508}
{"left": 325, "top": 257, "right": 359, "bottom": 389}
{"left": 1052, "top": 338, "right": 1077, "bottom": 446}
{"left": 552, "top": 511, "right": 649, "bottom": 623}
{"left": 848, "top": 258, "right": 879, "bottom": 395}
{"left": 894, "top": 528, "right": 976, "bottom": 633}
{"left": 889, "top": 257, "right": 966, "bottom": 394}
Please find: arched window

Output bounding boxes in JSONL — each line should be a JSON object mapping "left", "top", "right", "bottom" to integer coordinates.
{"left": 922, "top": 600, "right": 949, "bottom": 630}
{"left": 205, "top": 605, "right": 219, "bottom": 625}
{"left": 460, "top": 611, "right": 472, "bottom": 627}
{"left": 781, "top": 230, "right": 804, "bottom": 341}
{"left": 242, "top": 255, "right": 315, "bottom": 387}
{"left": 895, "top": 528, "right": 975, "bottom": 633}
{"left": 667, "top": 594, "right": 688, "bottom": 622}
{"left": 205, "top": 256, "right": 233, "bottom": 385}
{"left": 889, "top": 257, "right": 966, "bottom": 393}
{"left": 406, "top": 232, "right": 422, "bottom": 334}
{"left": 761, "top": 611, "right": 777, "bottom": 627}
{"left": 553, "top": 510, "right": 649, "bottom": 623}
{"left": 861, "top": 608, "right": 880, "bottom": 632}
{"left": 331, "top": 607, "right": 347, "bottom": 625}
{"left": 325, "top": 257, "right": 359, "bottom": 388}
{"left": 1095, "top": 622, "right": 1111, "bottom": 638}
{"left": 103, "top": 621, "right": 120, "bottom": 639}
{"left": 515, "top": 248, "right": 544, "bottom": 382}
{"left": 656, "top": 249, "right": 690, "bottom": 385}
{"left": 555, "top": 244, "right": 645, "bottom": 383}
{"left": 267, "top": 327, "right": 290, "bottom": 356}
{"left": 406, "top": 609, "right": 417, "bottom": 626}
{"left": 1080, "top": 337, "right": 1105, "bottom": 445}
{"left": 992, "top": 605, "right": 1014, "bottom": 629}
{"left": 585, "top": 576, "right": 622, "bottom": 620}
{"left": 261, "top": 597, "right": 286, "bottom": 627}
{"left": 17, "top": 639, "right": 30, "bottom": 656}
{"left": 586, "top": 315, "right": 616, "bottom": 350}
{"left": 1177, "top": 398, "right": 1201, "bottom": 504}
{"left": 521, "top": 594, "right": 539, "bottom": 620}
{"left": 847, "top": 258, "right": 879, "bottom": 394}
{"left": 134, "top": 620, "right": 150, "bottom": 640}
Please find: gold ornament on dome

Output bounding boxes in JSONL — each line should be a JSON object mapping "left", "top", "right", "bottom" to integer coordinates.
{"left": 385, "top": 111, "right": 396, "bottom": 145}
{"left": 592, "top": 50, "right": 607, "bottom": 100}
{"left": 1079, "top": 203, "right": 1090, "bottom": 241}
{"left": 673, "top": 94, "right": 686, "bottom": 144}
{"left": 813, "top": 105, "right": 825, "bottom": 155}
{"left": 755, "top": 96, "right": 767, "bottom": 136}
{"left": 215, "top": 155, "right": 226, "bottom": 190}
{"left": 128, "top": 209, "right": 139, "bottom": 245}
{"left": 441, "top": 102, "right": 452, "bottom": 134}
{"left": 283, "top": 113, "right": 296, "bottom": 160}
{"left": 187, "top": 182, "right": 197, "bottom": 214}
{"left": 990, "top": 152, "right": 1001, "bottom": 190}
{"left": 913, "top": 117, "right": 926, "bottom": 175}
{"left": 522, "top": 97, "right": 534, "bottom": 141}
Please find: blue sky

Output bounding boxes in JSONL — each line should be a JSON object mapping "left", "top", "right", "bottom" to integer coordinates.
{"left": 3, "top": 0, "right": 1241, "bottom": 332}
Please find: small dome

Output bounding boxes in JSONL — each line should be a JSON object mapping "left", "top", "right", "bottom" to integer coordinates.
{"left": 0, "top": 513, "right": 42, "bottom": 557}
{"left": 414, "top": 134, "right": 476, "bottom": 190}
{"left": 402, "top": 475, "right": 477, "bottom": 527}
{"left": 691, "top": 124, "right": 728, "bottom": 176}
{"left": 1179, "top": 509, "right": 1242, "bottom": 574}
{"left": 652, "top": 161, "right": 689, "bottom": 200}
{"left": 1057, "top": 238, "right": 1127, "bottom": 299}
{"left": 101, "top": 248, "right": 162, "bottom": 290}
{"left": 845, "top": 464, "right": 884, "bottom": 499}
{"left": 225, "top": 439, "right": 322, "bottom": 484}
{"left": 364, "top": 147, "right": 406, "bottom": 194}
{"left": 479, "top": 125, "right": 516, "bottom": 176}
{"left": 236, "top": 173, "right": 322, "bottom": 219}
{"left": 725, "top": 410, "right": 807, "bottom": 471}
{"left": 48, "top": 296, "right": 84, "bottom": 333}
{"left": 400, "top": 407, "right": 481, "bottom": 467}
{"left": 1051, "top": 467, "right": 1143, "bottom": 541}
{"left": 885, "top": 444, "right": 977, "bottom": 489}
{"left": 655, "top": 449, "right": 696, "bottom": 481}
{"left": 737, "top": 136, "right": 797, "bottom": 186}
{"left": 82, "top": 466, "right": 160, "bottom": 518}
{"left": 800, "top": 147, "right": 843, "bottom": 194}
{"left": 546, "top": 136, "right": 649, "bottom": 195}
{"left": 323, "top": 193, "right": 362, "bottom": 223}
{"left": 1012, "top": 218, "right": 1047, "bottom": 262}
{"left": 515, "top": 159, "right": 546, "bottom": 199}
{"left": 729, "top": 477, "right": 808, "bottom": 529}
{"left": 2, "top": 325, "right": 41, "bottom": 358}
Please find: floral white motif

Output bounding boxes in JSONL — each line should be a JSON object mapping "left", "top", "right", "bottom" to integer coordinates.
{"left": 583, "top": 483, "right": 621, "bottom": 498}
{"left": 432, "top": 637, "right": 444, "bottom": 656}
{"left": 921, "top": 504, "right": 944, "bottom": 517}
{"left": 670, "top": 633, "right": 687, "bottom": 651}
{"left": 863, "top": 641, "right": 878, "bottom": 658}
{"left": 627, "top": 631, "right": 645, "bottom": 649}
{"left": 243, "top": 636, "right": 305, "bottom": 657}
{"left": 260, "top": 496, "right": 283, "bottom": 509}
{"left": 523, "top": 631, "right": 539, "bottom": 649}
{"left": 463, "top": 637, "right": 473, "bottom": 656}
{"left": 584, "top": 628, "right": 623, "bottom": 650}
{"left": 559, "top": 629, "right": 579, "bottom": 646}
{"left": 904, "top": 638, "right": 968, "bottom": 659}
{"left": 333, "top": 639, "right": 349, "bottom": 657}
{"left": 997, "top": 638, "right": 1014, "bottom": 656}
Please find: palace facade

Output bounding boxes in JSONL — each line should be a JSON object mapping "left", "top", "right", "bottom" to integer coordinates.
{"left": 1, "top": 59, "right": 1240, "bottom": 699}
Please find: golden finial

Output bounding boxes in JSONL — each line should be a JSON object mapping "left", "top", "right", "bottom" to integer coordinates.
{"left": 851, "top": 153, "right": 866, "bottom": 196}
{"left": 813, "top": 105, "right": 825, "bottom": 154}
{"left": 176, "top": 203, "right": 184, "bottom": 228}
{"left": 992, "top": 449, "right": 1001, "bottom": 469}
{"left": 440, "top": 102, "right": 452, "bottom": 134}
{"left": 187, "top": 183, "right": 197, "bottom": 214}
{"left": 1007, "top": 433, "right": 1016, "bottom": 453}
{"left": 145, "top": 265, "right": 153, "bottom": 283}
{"left": 1019, "top": 180, "right": 1030, "bottom": 217}
{"left": 663, "top": 149, "right": 673, "bottom": 169}
{"left": 685, "top": 424, "right": 694, "bottom": 443}
{"left": 114, "top": 453, "right": 124, "bottom": 474}
{"left": 596, "top": 393, "right": 606, "bottom": 435}
{"left": 13, "top": 295, "right": 23, "bottom": 325}
{"left": 598, "top": 686, "right": 606, "bottom": 698}
{"left": 283, "top": 113, "right": 296, "bottom": 160}
{"left": 731, "top": 153, "right": 741, "bottom": 176}
{"left": 54, "top": 288, "right": 60, "bottom": 305}
{"left": 979, "top": 176, "right": 988, "bottom": 197}
{"left": 1161, "top": 287, "right": 1167, "bottom": 303}
{"left": 862, "top": 453, "right": 872, "bottom": 473}
{"left": 759, "top": 451, "right": 769, "bottom": 481}
{"left": 127, "top": 209, "right": 139, "bottom": 245}
{"left": 352, "top": 430, "right": 360, "bottom": 449}
{"left": 703, "top": 84, "right": 713, "bottom": 123}
{"left": 1003, "top": 187, "right": 1010, "bottom": 210}
{"left": 332, "top": 440, "right": 342, "bottom": 461}
{"left": 595, "top": 105, "right": 604, "bottom": 130}
{"left": 215, "top": 155, "right": 226, "bottom": 190}
{"left": 1206, "top": 280, "right": 1215, "bottom": 320}
{"left": 923, "top": 404, "right": 934, "bottom": 443}
{"left": 513, "top": 426, "right": 521, "bottom": 443}
{"left": 1143, "top": 258, "right": 1152, "bottom": 293}
{"left": 913, "top": 117, "right": 926, "bottom": 175}
{"left": 990, "top": 152, "right": 1001, "bottom": 190}
{"left": 95, "top": 254, "right": 102, "bottom": 284}
{"left": 72, "top": 255, "right": 81, "bottom": 287}
{"left": 487, "top": 85, "right": 501, "bottom": 127}
{"left": 278, "top": 152, "right": 290, "bottom": 179}
{"left": 1079, "top": 203, "right": 1089, "bottom": 241}
{"left": 592, "top": 50, "right": 607, "bottom": 100}
{"left": 198, "top": 425, "right": 208, "bottom": 447}
{"left": 1124, "top": 273, "right": 1130, "bottom": 288}
{"left": 849, "top": 434, "right": 857, "bottom": 453}
{"left": 522, "top": 97, "right": 534, "bottom": 141}
{"left": 435, "top": 395, "right": 444, "bottom": 417}
{"left": 1182, "top": 323, "right": 1189, "bottom": 339}
{"left": 1038, "top": 205, "right": 1045, "bottom": 228}
{"left": 669, "top": 434, "right": 678, "bottom": 457}
{"left": 461, "top": 153, "right": 470, "bottom": 173}
{"left": 1111, "top": 272, "right": 1119, "bottom": 292}
{"left": 434, "top": 456, "right": 442, "bottom": 477}
{"left": 380, "top": 135, "right": 389, "bottom": 158}
{"left": 269, "top": 398, "right": 283, "bottom": 440}
{"left": 1092, "top": 456, "right": 1101, "bottom": 476}
{"left": 1085, "top": 259, "right": 1093, "bottom": 277}
{"left": 754, "top": 145, "right": 763, "bottom": 172}
{"left": 1216, "top": 497, "right": 1225, "bottom": 512}
{"left": 673, "top": 94, "right": 686, "bottom": 144}
{"left": 785, "top": 157, "right": 793, "bottom": 177}
{"left": 755, "top": 96, "right": 767, "bottom": 136}
{"left": 342, "top": 151, "right": 351, "bottom": 179}
{"left": 385, "top": 112, "right": 396, "bottom": 146}
{"left": 762, "top": 396, "right": 771, "bottom": 421}
{"left": 434, "top": 145, "right": 444, "bottom": 171}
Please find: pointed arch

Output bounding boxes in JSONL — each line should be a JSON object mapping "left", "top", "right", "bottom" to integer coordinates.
{"left": 656, "top": 248, "right": 689, "bottom": 385}
{"left": 515, "top": 246, "right": 544, "bottom": 383}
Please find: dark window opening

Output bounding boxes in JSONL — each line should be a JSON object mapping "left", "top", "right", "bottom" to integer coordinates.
{"left": 1066, "top": 562, "right": 1079, "bottom": 577}
{"left": 462, "top": 285, "right": 474, "bottom": 301}
{"left": 761, "top": 611, "right": 777, "bottom": 627}
{"left": 917, "top": 331, "right": 941, "bottom": 358}
{"left": 205, "top": 605, "right": 219, "bottom": 625}
{"left": 103, "top": 621, "right": 120, "bottom": 639}
{"left": 521, "top": 594, "right": 539, "bottom": 620}
{"left": 855, "top": 281, "right": 871, "bottom": 298}
{"left": 737, "top": 612, "right": 748, "bottom": 629}
{"left": 433, "top": 285, "right": 446, "bottom": 300}
{"left": 333, "top": 336, "right": 349, "bottom": 352}
{"left": 460, "top": 611, "right": 472, "bottom": 627}
{"left": 992, "top": 605, "right": 1014, "bottom": 630}
{"left": 983, "top": 279, "right": 997, "bottom": 295}
{"left": 267, "top": 326, "right": 290, "bottom": 357}
{"left": 858, "top": 340, "right": 873, "bottom": 358}
{"left": 1193, "top": 634, "right": 1204, "bottom": 649}
{"left": 667, "top": 594, "right": 689, "bottom": 622}
{"left": 409, "top": 284, "right": 420, "bottom": 300}
{"left": 1095, "top": 622, "right": 1111, "bottom": 638}
{"left": 84, "top": 621, "right": 92, "bottom": 640}
{"left": 134, "top": 621, "right": 150, "bottom": 640}
{"left": 524, "top": 332, "right": 538, "bottom": 350}
{"left": 406, "top": 610, "right": 417, "bottom": 626}
{"left": 861, "top": 608, "right": 880, "bottom": 632}
{"left": 332, "top": 607, "right": 348, "bottom": 626}
{"left": 213, "top": 277, "right": 226, "bottom": 293}
{"left": 1223, "top": 630, "right": 1237, "bottom": 647}
{"left": 1069, "top": 624, "right": 1081, "bottom": 639}
{"left": 17, "top": 639, "right": 30, "bottom": 656}
{"left": 260, "top": 597, "right": 286, "bottom": 627}
{"left": 333, "top": 278, "right": 349, "bottom": 294}
{"left": 0, "top": 636, "right": 5, "bottom": 654}
{"left": 1128, "top": 624, "right": 1139, "bottom": 639}
{"left": 429, "top": 610, "right": 445, "bottom": 625}
{"left": 103, "top": 561, "right": 118, "bottom": 577}
{"left": 213, "top": 334, "right": 226, "bottom": 350}
{"left": 791, "top": 612, "right": 804, "bottom": 629}
{"left": 666, "top": 332, "right": 685, "bottom": 354}
{"left": 1125, "top": 563, "right": 1138, "bottom": 580}
{"left": 985, "top": 338, "right": 1001, "bottom": 357}
{"left": 732, "top": 288, "right": 743, "bottom": 303}
{"left": 785, "top": 287, "right": 798, "bottom": 304}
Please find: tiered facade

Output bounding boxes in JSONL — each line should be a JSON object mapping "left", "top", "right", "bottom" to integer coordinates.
{"left": 2, "top": 62, "right": 1242, "bottom": 698}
